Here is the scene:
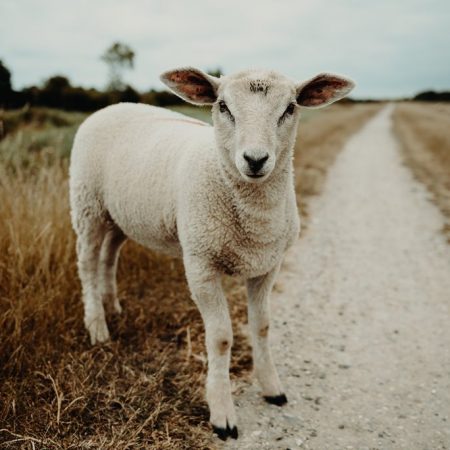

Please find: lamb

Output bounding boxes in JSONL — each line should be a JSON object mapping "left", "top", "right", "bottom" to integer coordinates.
{"left": 69, "top": 67, "right": 354, "bottom": 440}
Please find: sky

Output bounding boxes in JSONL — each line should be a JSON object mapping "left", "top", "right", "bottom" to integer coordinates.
{"left": 1, "top": 0, "right": 449, "bottom": 99}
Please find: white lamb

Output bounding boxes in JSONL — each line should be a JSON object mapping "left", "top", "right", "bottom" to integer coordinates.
{"left": 69, "top": 67, "right": 354, "bottom": 440}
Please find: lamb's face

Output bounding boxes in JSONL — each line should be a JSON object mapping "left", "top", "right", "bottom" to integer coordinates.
{"left": 212, "top": 71, "right": 299, "bottom": 183}
{"left": 160, "top": 67, "right": 355, "bottom": 184}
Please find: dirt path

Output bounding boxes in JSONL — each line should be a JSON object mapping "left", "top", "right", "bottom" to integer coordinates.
{"left": 224, "top": 105, "right": 450, "bottom": 449}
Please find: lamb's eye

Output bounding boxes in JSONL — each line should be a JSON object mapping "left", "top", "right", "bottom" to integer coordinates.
{"left": 219, "top": 100, "right": 228, "bottom": 113}
{"left": 285, "top": 103, "right": 295, "bottom": 115}
{"left": 278, "top": 102, "right": 296, "bottom": 126}
{"left": 218, "top": 100, "right": 235, "bottom": 122}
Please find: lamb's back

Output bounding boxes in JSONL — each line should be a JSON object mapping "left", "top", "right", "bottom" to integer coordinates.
{"left": 70, "top": 102, "right": 214, "bottom": 254}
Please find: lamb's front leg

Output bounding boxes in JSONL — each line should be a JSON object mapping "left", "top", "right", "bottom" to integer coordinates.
{"left": 184, "top": 259, "right": 238, "bottom": 441}
{"left": 247, "top": 264, "right": 287, "bottom": 406}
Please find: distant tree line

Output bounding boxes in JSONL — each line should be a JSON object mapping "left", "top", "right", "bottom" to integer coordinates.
{"left": 0, "top": 54, "right": 224, "bottom": 112}
{"left": 0, "top": 60, "right": 191, "bottom": 111}
{"left": 413, "top": 91, "right": 450, "bottom": 102}
{"left": 2, "top": 51, "right": 449, "bottom": 112}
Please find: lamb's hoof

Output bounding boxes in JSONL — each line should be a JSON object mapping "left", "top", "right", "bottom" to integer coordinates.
{"left": 212, "top": 423, "right": 238, "bottom": 441}
{"left": 264, "top": 393, "right": 288, "bottom": 406}
{"left": 86, "top": 318, "right": 110, "bottom": 345}
{"left": 113, "top": 299, "right": 122, "bottom": 314}
{"left": 102, "top": 294, "right": 122, "bottom": 315}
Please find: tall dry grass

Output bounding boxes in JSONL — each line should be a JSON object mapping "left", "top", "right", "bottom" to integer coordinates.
{"left": 0, "top": 159, "right": 250, "bottom": 449}
{"left": 393, "top": 103, "right": 450, "bottom": 240}
{"left": 0, "top": 103, "right": 379, "bottom": 449}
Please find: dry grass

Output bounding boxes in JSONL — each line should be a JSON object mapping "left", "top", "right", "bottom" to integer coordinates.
{"left": 0, "top": 103, "right": 379, "bottom": 449}
{"left": 0, "top": 107, "right": 86, "bottom": 138}
{"left": 393, "top": 102, "right": 450, "bottom": 240}
{"left": 0, "top": 161, "right": 246, "bottom": 449}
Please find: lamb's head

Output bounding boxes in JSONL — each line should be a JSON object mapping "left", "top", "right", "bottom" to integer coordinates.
{"left": 160, "top": 68, "right": 354, "bottom": 183}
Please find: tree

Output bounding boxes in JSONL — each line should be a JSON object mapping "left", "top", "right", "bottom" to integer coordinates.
{"left": 44, "top": 75, "right": 70, "bottom": 91}
{"left": 413, "top": 90, "right": 450, "bottom": 102}
{"left": 0, "top": 60, "right": 12, "bottom": 106}
{"left": 207, "top": 68, "right": 223, "bottom": 78}
{"left": 39, "top": 75, "right": 72, "bottom": 108}
{"left": 101, "top": 42, "right": 135, "bottom": 91}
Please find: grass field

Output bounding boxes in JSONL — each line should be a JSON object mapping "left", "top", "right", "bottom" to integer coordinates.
{"left": 393, "top": 103, "right": 450, "bottom": 241}
{"left": 0, "top": 102, "right": 380, "bottom": 449}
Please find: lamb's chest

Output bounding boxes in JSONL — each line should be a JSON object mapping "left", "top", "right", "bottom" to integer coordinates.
{"left": 209, "top": 215, "right": 290, "bottom": 278}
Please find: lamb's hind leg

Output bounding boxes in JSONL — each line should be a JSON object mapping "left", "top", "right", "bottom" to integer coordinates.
{"left": 76, "top": 216, "right": 110, "bottom": 345}
{"left": 247, "top": 263, "right": 287, "bottom": 405}
{"left": 98, "top": 223, "right": 126, "bottom": 314}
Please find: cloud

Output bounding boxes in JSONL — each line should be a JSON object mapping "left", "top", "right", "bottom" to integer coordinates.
{"left": 1, "top": 0, "right": 449, "bottom": 98}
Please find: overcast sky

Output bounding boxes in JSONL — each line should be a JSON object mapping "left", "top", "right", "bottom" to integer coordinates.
{"left": 1, "top": 0, "right": 449, "bottom": 99}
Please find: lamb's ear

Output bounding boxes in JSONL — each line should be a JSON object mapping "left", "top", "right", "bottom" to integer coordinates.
{"left": 160, "top": 67, "right": 220, "bottom": 105}
{"left": 296, "top": 73, "right": 355, "bottom": 108}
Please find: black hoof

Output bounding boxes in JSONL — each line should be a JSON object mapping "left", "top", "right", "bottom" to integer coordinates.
{"left": 228, "top": 424, "right": 238, "bottom": 439}
{"left": 212, "top": 422, "right": 239, "bottom": 441}
{"left": 212, "top": 425, "right": 228, "bottom": 441}
{"left": 264, "top": 393, "right": 288, "bottom": 406}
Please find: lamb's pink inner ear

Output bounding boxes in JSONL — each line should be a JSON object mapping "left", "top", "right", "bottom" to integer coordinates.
{"left": 165, "top": 70, "right": 216, "bottom": 103}
{"left": 297, "top": 76, "right": 351, "bottom": 107}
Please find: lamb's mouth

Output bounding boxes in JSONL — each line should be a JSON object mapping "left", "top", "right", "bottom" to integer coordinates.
{"left": 243, "top": 172, "right": 268, "bottom": 183}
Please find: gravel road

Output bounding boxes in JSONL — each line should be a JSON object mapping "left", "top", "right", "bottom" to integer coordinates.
{"left": 223, "top": 105, "right": 450, "bottom": 450}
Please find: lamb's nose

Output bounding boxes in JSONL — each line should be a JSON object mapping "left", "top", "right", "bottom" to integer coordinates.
{"left": 244, "top": 153, "right": 269, "bottom": 173}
